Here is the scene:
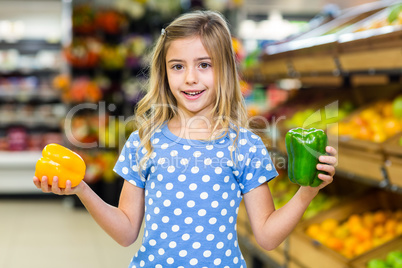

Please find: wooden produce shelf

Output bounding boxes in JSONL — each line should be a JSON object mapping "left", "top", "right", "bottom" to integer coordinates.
{"left": 289, "top": 190, "right": 402, "bottom": 268}
{"left": 384, "top": 133, "right": 402, "bottom": 188}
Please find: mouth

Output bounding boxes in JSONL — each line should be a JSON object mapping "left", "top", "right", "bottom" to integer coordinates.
{"left": 182, "top": 90, "right": 206, "bottom": 96}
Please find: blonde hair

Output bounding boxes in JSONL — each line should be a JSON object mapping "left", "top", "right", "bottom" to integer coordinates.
{"left": 135, "top": 10, "right": 249, "bottom": 172}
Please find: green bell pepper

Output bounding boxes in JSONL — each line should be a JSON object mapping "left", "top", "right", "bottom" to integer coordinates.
{"left": 285, "top": 127, "right": 327, "bottom": 187}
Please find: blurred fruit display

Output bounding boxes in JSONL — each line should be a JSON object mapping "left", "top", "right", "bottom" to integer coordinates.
{"left": 354, "top": 3, "right": 402, "bottom": 32}
{"left": 367, "top": 250, "right": 402, "bottom": 268}
{"left": 331, "top": 98, "right": 402, "bottom": 143}
{"left": 64, "top": 38, "right": 101, "bottom": 68}
{"left": 305, "top": 209, "right": 402, "bottom": 258}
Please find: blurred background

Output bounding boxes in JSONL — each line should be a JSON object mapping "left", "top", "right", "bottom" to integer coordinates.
{"left": 1, "top": 0, "right": 402, "bottom": 267}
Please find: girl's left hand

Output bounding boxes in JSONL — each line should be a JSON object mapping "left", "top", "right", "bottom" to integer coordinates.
{"left": 315, "top": 145, "right": 337, "bottom": 190}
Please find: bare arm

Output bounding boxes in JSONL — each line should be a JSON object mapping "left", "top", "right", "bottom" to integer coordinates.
{"left": 243, "top": 146, "right": 337, "bottom": 251}
{"left": 33, "top": 177, "right": 144, "bottom": 247}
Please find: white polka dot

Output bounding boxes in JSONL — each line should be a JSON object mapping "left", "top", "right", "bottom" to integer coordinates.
{"left": 203, "top": 251, "right": 212, "bottom": 257}
{"left": 266, "top": 163, "right": 272, "bottom": 171}
{"left": 193, "top": 151, "right": 202, "bottom": 157}
{"left": 246, "top": 158, "right": 251, "bottom": 166}
{"left": 185, "top": 217, "right": 193, "bottom": 224}
{"left": 170, "top": 149, "right": 178, "bottom": 156}
{"left": 166, "top": 183, "right": 173, "bottom": 190}
{"left": 161, "top": 143, "right": 169, "bottom": 149}
{"left": 250, "top": 146, "right": 257, "bottom": 153}
{"left": 122, "top": 167, "right": 128, "bottom": 175}
{"left": 172, "top": 225, "right": 180, "bottom": 232}
{"left": 214, "top": 258, "right": 222, "bottom": 265}
{"left": 217, "top": 242, "right": 224, "bottom": 249}
{"left": 156, "top": 191, "right": 162, "bottom": 198}
{"left": 157, "top": 174, "right": 163, "bottom": 181}
{"left": 151, "top": 152, "right": 157, "bottom": 159}
{"left": 187, "top": 200, "right": 195, "bottom": 208}
{"left": 189, "top": 183, "right": 197, "bottom": 191}
{"left": 176, "top": 191, "right": 184, "bottom": 199}
{"left": 179, "top": 250, "right": 187, "bottom": 257}
{"left": 162, "top": 216, "right": 169, "bottom": 223}
{"left": 231, "top": 183, "right": 236, "bottom": 190}
{"left": 119, "top": 155, "right": 125, "bottom": 162}
{"left": 128, "top": 180, "right": 137, "bottom": 186}
{"left": 204, "top": 158, "right": 212, "bottom": 165}
{"left": 191, "top": 166, "right": 199, "bottom": 174}
{"left": 168, "top": 166, "right": 175, "bottom": 173}
{"left": 222, "top": 192, "right": 228, "bottom": 199}
{"left": 226, "top": 249, "right": 232, "bottom": 256}
{"left": 233, "top": 170, "right": 239, "bottom": 176}
{"left": 193, "top": 242, "right": 201, "bottom": 249}
{"left": 174, "top": 208, "right": 182, "bottom": 215}
{"left": 149, "top": 239, "right": 156, "bottom": 246}
{"left": 158, "top": 248, "right": 165, "bottom": 255}
{"left": 227, "top": 160, "right": 234, "bottom": 167}
{"left": 152, "top": 138, "right": 160, "bottom": 144}
{"left": 219, "top": 225, "right": 226, "bottom": 232}
{"left": 206, "top": 234, "right": 214, "bottom": 241}
{"left": 195, "top": 225, "right": 204, "bottom": 233}
{"left": 209, "top": 217, "right": 217, "bottom": 224}
{"left": 227, "top": 233, "right": 233, "bottom": 240}
{"left": 213, "top": 184, "right": 220, "bottom": 191}
{"left": 206, "top": 145, "right": 214, "bottom": 150}
{"left": 200, "top": 192, "right": 208, "bottom": 199}
{"left": 229, "top": 216, "right": 234, "bottom": 223}
{"left": 169, "top": 241, "right": 177, "bottom": 248}
{"left": 258, "top": 176, "right": 267, "bottom": 183}
{"left": 154, "top": 207, "right": 160, "bottom": 214}
{"left": 150, "top": 182, "right": 155, "bottom": 189}
{"left": 182, "top": 233, "right": 190, "bottom": 241}
{"left": 132, "top": 165, "right": 139, "bottom": 172}
{"left": 215, "top": 167, "right": 222, "bottom": 174}
{"left": 211, "top": 201, "right": 219, "bottom": 208}
{"left": 246, "top": 173, "right": 253, "bottom": 180}
{"left": 217, "top": 151, "right": 224, "bottom": 158}
{"left": 189, "top": 258, "right": 198, "bottom": 265}
{"left": 234, "top": 257, "right": 239, "bottom": 264}
{"left": 183, "top": 145, "right": 191, "bottom": 150}
{"left": 228, "top": 145, "right": 235, "bottom": 152}
{"left": 221, "top": 209, "right": 227, "bottom": 216}
{"left": 255, "top": 161, "right": 261, "bottom": 168}
{"left": 133, "top": 141, "right": 139, "bottom": 147}
{"left": 202, "top": 175, "right": 210, "bottom": 182}
{"left": 146, "top": 214, "right": 151, "bottom": 221}
{"left": 163, "top": 200, "right": 171, "bottom": 207}
{"left": 140, "top": 245, "right": 146, "bottom": 252}
{"left": 178, "top": 175, "right": 186, "bottom": 182}
{"left": 239, "top": 139, "right": 247, "bottom": 145}
{"left": 160, "top": 232, "right": 167, "bottom": 239}
{"left": 198, "top": 209, "right": 206, "bottom": 216}
{"left": 238, "top": 154, "right": 244, "bottom": 161}
{"left": 180, "top": 158, "right": 189, "bottom": 165}
{"left": 148, "top": 254, "right": 154, "bottom": 261}
{"left": 140, "top": 260, "right": 145, "bottom": 267}
{"left": 158, "top": 158, "right": 165, "bottom": 165}
{"left": 230, "top": 200, "right": 235, "bottom": 207}
{"left": 151, "top": 223, "right": 158, "bottom": 230}
{"left": 167, "top": 257, "right": 174, "bottom": 264}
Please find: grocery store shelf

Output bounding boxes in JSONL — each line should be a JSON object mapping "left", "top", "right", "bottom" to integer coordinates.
{"left": 0, "top": 151, "right": 41, "bottom": 194}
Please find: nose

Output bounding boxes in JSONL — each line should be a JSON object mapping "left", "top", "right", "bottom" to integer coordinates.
{"left": 185, "top": 67, "right": 198, "bottom": 85}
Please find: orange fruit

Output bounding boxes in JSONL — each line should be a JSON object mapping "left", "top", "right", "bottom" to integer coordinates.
{"left": 306, "top": 224, "right": 321, "bottom": 240}
{"left": 373, "top": 211, "right": 387, "bottom": 225}
{"left": 321, "top": 218, "right": 339, "bottom": 233}
{"left": 326, "top": 237, "right": 344, "bottom": 252}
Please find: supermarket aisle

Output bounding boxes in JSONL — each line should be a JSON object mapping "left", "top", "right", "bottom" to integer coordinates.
{"left": 0, "top": 198, "right": 143, "bottom": 268}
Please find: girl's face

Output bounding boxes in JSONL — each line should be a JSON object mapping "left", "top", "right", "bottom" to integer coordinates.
{"left": 166, "top": 36, "right": 216, "bottom": 121}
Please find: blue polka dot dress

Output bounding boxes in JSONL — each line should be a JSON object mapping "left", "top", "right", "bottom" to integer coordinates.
{"left": 113, "top": 122, "right": 278, "bottom": 268}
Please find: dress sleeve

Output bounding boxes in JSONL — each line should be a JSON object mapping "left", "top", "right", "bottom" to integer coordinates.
{"left": 113, "top": 132, "right": 148, "bottom": 189}
{"left": 238, "top": 137, "right": 278, "bottom": 195}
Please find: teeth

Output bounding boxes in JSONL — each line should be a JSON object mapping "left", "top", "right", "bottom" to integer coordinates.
{"left": 185, "top": 91, "right": 203, "bottom": 96}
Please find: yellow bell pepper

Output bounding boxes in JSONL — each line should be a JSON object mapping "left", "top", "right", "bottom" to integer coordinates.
{"left": 35, "top": 144, "right": 86, "bottom": 188}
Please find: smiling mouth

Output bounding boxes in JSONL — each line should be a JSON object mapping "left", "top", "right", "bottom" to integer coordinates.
{"left": 183, "top": 90, "right": 205, "bottom": 96}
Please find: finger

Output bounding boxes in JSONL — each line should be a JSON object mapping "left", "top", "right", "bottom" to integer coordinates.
{"left": 319, "top": 155, "right": 337, "bottom": 166}
{"left": 33, "top": 176, "right": 41, "bottom": 188}
{"left": 326, "top": 146, "right": 337, "bottom": 156}
{"left": 318, "top": 173, "right": 334, "bottom": 183}
{"left": 317, "top": 164, "right": 336, "bottom": 177}
{"left": 40, "top": 176, "right": 51, "bottom": 192}
{"left": 51, "top": 176, "right": 62, "bottom": 194}
{"left": 64, "top": 180, "right": 73, "bottom": 194}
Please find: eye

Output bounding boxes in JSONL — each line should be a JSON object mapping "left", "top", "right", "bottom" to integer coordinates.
{"left": 199, "top": 62, "right": 211, "bottom": 69}
{"left": 172, "top": 64, "right": 183, "bottom": 70}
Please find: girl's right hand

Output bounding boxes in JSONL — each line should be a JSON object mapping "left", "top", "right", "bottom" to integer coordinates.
{"left": 33, "top": 176, "right": 84, "bottom": 195}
